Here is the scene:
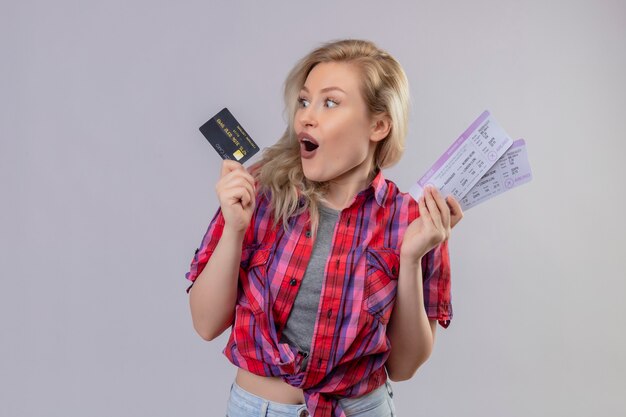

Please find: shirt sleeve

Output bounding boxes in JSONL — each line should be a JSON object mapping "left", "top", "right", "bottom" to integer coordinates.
{"left": 421, "top": 240, "right": 453, "bottom": 328}
{"left": 184, "top": 207, "right": 226, "bottom": 293}
{"left": 402, "top": 191, "right": 453, "bottom": 328}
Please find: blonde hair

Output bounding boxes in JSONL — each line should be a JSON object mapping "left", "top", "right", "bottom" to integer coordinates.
{"left": 250, "top": 39, "right": 410, "bottom": 229}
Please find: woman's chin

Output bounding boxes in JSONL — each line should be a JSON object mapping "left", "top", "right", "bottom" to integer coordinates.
{"left": 302, "top": 168, "right": 327, "bottom": 183}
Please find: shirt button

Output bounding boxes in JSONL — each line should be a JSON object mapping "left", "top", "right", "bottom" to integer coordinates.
{"left": 326, "top": 309, "right": 332, "bottom": 319}
{"left": 290, "top": 278, "right": 298, "bottom": 286}
{"left": 299, "top": 410, "right": 309, "bottom": 417}
{"left": 305, "top": 229, "right": 312, "bottom": 238}
{"left": 194, "top": 248, "right": 199, "bottom": 255}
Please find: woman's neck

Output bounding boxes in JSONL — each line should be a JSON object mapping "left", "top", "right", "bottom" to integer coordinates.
{"left": 318, "top": 146, "right": 378, "bottom": 210}
{"left": 322, "top": 170, "right": 377, "bottom": 210}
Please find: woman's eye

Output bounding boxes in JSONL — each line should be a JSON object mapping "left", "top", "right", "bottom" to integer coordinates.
{"left": 325, "top": 98, "right": 338, "bottom": 108}
{"left": 298, "top": 97, "right": 309, "bottom": 108}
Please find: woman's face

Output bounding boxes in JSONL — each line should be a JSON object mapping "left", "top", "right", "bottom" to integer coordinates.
{"left": 295, "top": 61, "right": 383, "bottom": 187}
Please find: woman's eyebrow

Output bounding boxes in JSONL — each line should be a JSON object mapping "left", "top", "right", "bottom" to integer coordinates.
{"left": 300, "top": 86, "right": 347, "bottom": 94}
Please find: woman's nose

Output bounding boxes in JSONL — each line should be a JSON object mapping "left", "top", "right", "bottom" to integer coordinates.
{"left": 297, "top": 106, "right": 317, "bottom": 128}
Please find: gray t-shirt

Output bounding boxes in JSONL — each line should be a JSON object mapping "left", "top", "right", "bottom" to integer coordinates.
{"left": 279, "top": 204, "right": 340, "bottom": 370}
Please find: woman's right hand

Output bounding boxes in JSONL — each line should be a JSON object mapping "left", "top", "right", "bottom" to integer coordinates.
{"left": 216, "top": 160, "right": 256, "bottom": 233}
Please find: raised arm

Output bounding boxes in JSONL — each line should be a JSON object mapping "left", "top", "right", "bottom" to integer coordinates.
{"left": 189, "top": 160, "right": 256, "bottom": 341}
{"left": 385, "top": 187, "right": 463, "bottom": 381}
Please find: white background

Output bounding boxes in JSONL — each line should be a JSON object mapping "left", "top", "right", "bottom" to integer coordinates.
{"left": 2, "top": 1, "right": 625, "bottom": 416}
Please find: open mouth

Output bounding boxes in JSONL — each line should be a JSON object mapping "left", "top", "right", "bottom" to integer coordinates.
{"left": 298, "top": 132, "right": 319, "bottom": 154}
{"left": 302, "top": 139, "right": 319, "bottom": 152}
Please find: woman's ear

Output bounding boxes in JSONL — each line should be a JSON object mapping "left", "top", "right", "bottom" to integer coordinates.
{"left": 370, "top": 114, "right": 392, "bottom": 143}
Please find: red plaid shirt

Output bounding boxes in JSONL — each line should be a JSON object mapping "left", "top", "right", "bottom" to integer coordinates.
{"left": 185, "top": 171, "right": 452, "bottom": 417}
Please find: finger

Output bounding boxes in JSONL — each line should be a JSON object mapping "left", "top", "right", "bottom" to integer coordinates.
{"left": 430, "top": 187, "right": 451, "bottom": 230}
{"left": 224, "top": 186, "right": 252, "bottom": 208}
{"left": 233, "top": 184, "right": 251, "bottom": 207}
{"left": 221, "top": 159, "right": 244, "bottom": 177}
{"left": 424, "top": 187, "right": 443, "bottom": 229}
{"left": 240, "top": 174, "right": 256, "bottom": 203}
{"left": 220, "top": 169, "right": 255, "bottom": 196}
{"left": 220, "top": 177, "right": 255, "bottom": 207}
{"left": 446, "top": 196, "right": 464, "bottom": 229}
{"left": 225, "top": 164, "right": 255, "bottom": 192}
{"left": 418, "top": 195, "right": 431, "bottom": 223}
{"left": 223, "top": 173, "right": 255, "bottom": 197}
{"left": 240, "top": 186, "right": 252, "bottom": 207}
{"left": 241, "top": 170, "right": 256, "bottom": 191}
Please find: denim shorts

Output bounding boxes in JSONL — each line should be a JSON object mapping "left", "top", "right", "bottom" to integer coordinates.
{"left": 226, "top": 380, "right": 396, "bottom": 417}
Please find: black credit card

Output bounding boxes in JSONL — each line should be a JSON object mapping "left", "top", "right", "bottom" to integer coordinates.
{"left": 199, "top": 107, "right": 259, "bottom": 164}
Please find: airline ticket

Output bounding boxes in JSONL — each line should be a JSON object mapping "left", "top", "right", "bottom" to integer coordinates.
{"left": 409, "top": 110, "right": 514, "bottom": 202}
{"left": 459, "top": 139, "right": 532, "bottom": 210}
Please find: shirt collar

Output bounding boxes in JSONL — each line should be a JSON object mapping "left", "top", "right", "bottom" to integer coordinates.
{"left": 296, "top": 170, "right": 390, "bottom": 209}
{"left": 369, "top": 170, "right": 389, "bottom": 207}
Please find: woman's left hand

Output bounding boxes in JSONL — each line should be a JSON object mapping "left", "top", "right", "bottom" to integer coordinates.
{"left": 400, "top": 186, "right": 464, "bottom": 263}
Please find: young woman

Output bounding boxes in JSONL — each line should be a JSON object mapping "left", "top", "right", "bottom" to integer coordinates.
{"left": 186, "top": 39, "right": 463, "bottom": 417}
